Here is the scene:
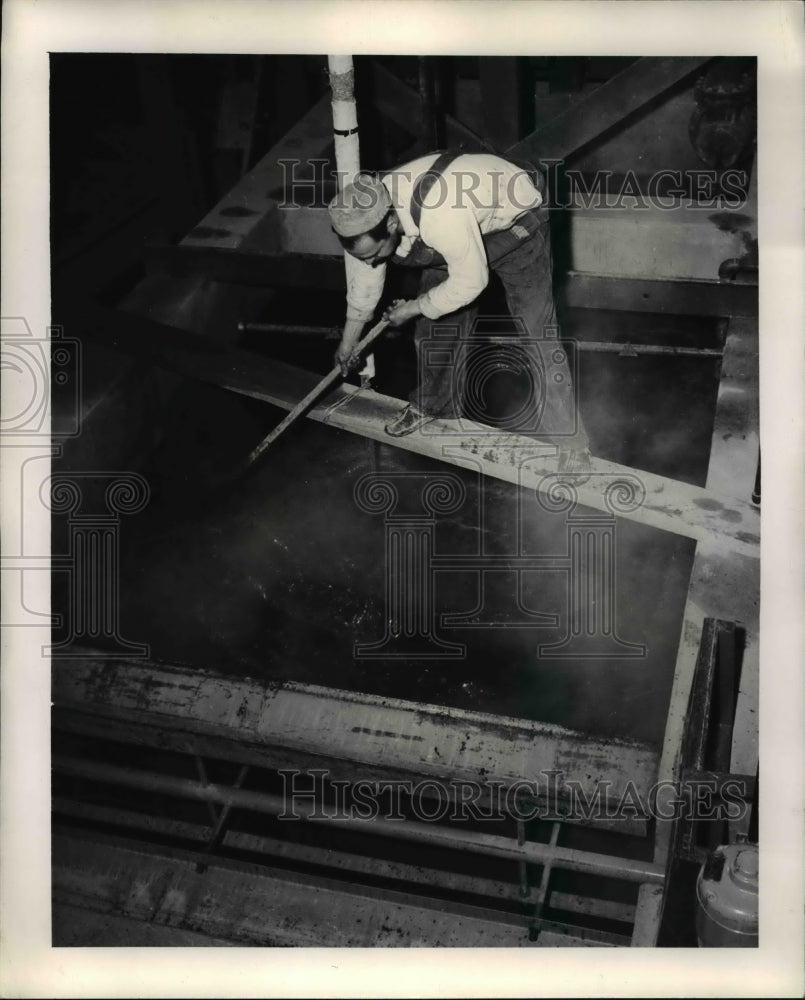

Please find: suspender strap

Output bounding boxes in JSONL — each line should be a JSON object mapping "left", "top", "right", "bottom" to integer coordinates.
{"left": 410, "top": 151, "right": 462, "bottom": 228}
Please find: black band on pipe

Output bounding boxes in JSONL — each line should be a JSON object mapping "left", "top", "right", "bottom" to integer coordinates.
{"left": 334, "top": 126, "right": 359, "bottom": 137}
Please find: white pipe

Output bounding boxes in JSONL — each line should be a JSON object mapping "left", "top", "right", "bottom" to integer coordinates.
{"left": 327, "top": 55, "right": 360, "bottom": 188}
{"left": 327, "top": 55, "right": 374, "bottom": 382}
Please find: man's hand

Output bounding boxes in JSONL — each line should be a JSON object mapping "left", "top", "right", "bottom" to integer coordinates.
{"left": 383, "top": 298, "right": 422, "bottom": 327}
{"left": 335, "top": 335, "right": 361, "bottom": 376}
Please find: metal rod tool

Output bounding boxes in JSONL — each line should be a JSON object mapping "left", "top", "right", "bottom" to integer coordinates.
{"left": 246, "top": 317, "right": 390, "bottom": 465}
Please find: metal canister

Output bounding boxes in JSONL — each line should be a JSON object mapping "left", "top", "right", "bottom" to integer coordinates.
{"left": 696, "top": 843, "right": 759, "bottom": 947}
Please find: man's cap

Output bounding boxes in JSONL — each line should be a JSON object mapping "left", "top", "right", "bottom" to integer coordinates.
{"left": 328, "top": 174, "right": 392, "bottom": 238}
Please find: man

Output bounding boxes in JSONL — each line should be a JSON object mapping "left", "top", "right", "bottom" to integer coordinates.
{"left": 327, "top": 151, "right": 590, "bottom": 477}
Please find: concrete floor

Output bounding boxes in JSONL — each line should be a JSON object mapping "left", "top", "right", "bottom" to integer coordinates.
{"left": 53, "top": 306, "right": 721, "bottom": 748}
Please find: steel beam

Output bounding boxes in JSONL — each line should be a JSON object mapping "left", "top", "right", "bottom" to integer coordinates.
{"left": 705, "top": 316, "right": 760, "bottom": 500}
{"left": 53, "top": 902, "right": 237, "bottom": 947}
{"left": 72, "top": 299, "right": 760, "bottom": 557}
{"left": 55, "top": 795, "right": 641, "bottom": 926}
{"left": 145, "top": 244, "right": 758, "bottom": 318}
{"left": 631, "top": 884, "right": 665, "bottom": 947}
{"left": 634, "top": 307, "right": 759, "bottom": 943}
{"left": 507, "top": 57, "right": 714, "bottom": 165}
{"left": 179, "top": 93, "right": 334, "bottom": 253}
{"left": 53, "top": 830, "right": 541, "bottom": 947}
{"left": 52, "top": 797, "right": 527, "bottom": 905}
{"left": 52, "top": 654, "right": 657, "bottom": 828}
{"left": 238, "top": 321, "right": 724, "bottom": 358}
{"left": 565, "top": 198, "right": 753, "bottom": 281}
{"left": 561, "top": 272, "right": 757, "bottom": 319}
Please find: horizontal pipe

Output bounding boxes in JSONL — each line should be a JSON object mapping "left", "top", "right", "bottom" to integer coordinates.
{"left": 239, "top": 321, "right": 341, "bottom": 338}
{"left": 533, "top": 820, "right": 562, "bottom": 920}
{"left": 237, "top": 322, "right": 722, "bottom": 357}
{"left": 55, "top": 755, "right": 665, "bottom": 886}
{"left": 575, "top": 342, "right": 722, "bottom": 358}
{"left": 53, "top": 797, "right": 636, "bottom": 930}
{"left": 53, "top": 795, "right": 527, "bottom": 903}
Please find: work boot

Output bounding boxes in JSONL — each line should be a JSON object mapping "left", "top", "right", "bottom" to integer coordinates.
{"left": 385, "top": 404, "right": 434, "bottom": 437}
{"left": 558, "top": 446, "right": 592, "bottom": 485}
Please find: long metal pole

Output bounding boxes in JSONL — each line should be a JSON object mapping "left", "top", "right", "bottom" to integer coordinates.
{"left": 55, "top": 754, "right": 665, "bottom": 886}
{"left": 246, "top": 317, "right": 390, "bottom": 464}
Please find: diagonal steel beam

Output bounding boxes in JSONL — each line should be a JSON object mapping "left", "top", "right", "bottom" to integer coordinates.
{"left": 180, "top": 93, "right": 334, "bottom": 252}
{"left": 507, "top": 56, "right": 714, "bottom": 165}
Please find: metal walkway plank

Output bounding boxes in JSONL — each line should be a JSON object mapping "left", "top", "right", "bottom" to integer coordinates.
{"left": 73, "top": 299, "right": 760, "bottom": 558}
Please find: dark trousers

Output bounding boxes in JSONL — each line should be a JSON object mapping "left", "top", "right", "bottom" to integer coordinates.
{"left": 410, "top": 207, "right": 588, "bottom": 451}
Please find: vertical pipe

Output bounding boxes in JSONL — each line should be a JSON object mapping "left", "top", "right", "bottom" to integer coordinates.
{"left": 533, "top": 822, "right": 562, "bottom": 919}
{"left": 194, "top": 755, "right": 220, "bottom": 830}
{"left": 197, "top": 764, "right": 251, "bottom": 873}
{"left": 327, "top": 55, "right": 374, "bottom": 383}
{"left": 327, "top": 55, "right": 361, "bottom": 186}
{"left": 516, "top": 819, "right": 529, "bottom": 898}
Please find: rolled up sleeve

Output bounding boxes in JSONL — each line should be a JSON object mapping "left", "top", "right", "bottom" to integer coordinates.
{"left": 344, "top": 252, "right": 386, "bottom": 323}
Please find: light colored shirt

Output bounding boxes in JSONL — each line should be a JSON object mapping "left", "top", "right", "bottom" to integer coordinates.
{"left": 343, "top": 153, "right": 543, "bottom": 324}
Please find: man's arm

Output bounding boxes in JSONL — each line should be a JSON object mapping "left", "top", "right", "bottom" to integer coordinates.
{"left": 335, "top": 316, "right": 366, "bottom": 374}
{"left": 336, "top": 252, "right": 387, "bottom": 373}
{"left": 417, "top": 209, "right": 489, "bottom": 319}
{"left": 382, "top": 212, "right": 488, "bottom": 328}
